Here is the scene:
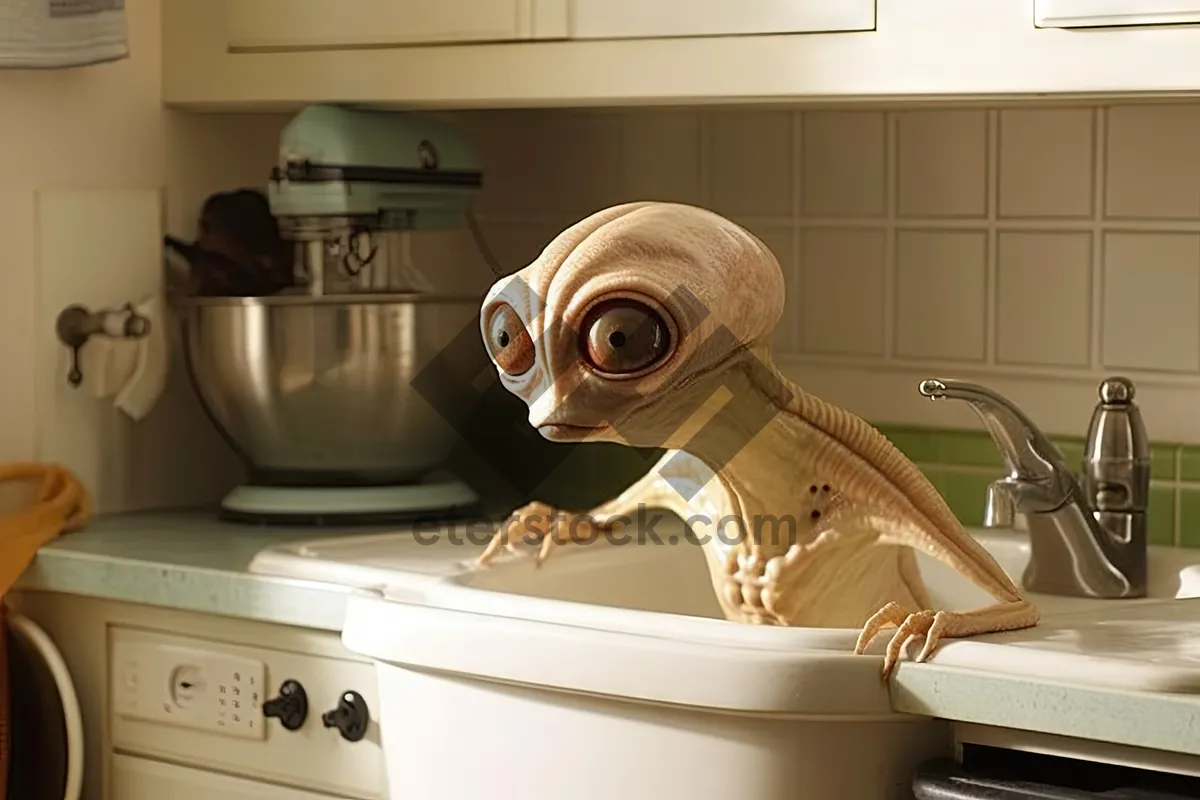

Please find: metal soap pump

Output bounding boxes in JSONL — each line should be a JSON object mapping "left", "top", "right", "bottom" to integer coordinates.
{"left": 1081, "top": 376, "right": 1150, "bottom": 590}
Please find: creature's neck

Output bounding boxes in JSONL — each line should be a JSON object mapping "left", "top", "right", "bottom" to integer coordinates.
{"left": 670, "top": 350, "right": 930, "bottom": 624}
{"left": 673, "top": 348, "right": 810, "bottom": 509}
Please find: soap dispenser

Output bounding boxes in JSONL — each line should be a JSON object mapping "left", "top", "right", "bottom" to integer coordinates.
{"left": 1082, "top": 376, "right": 1150, "bottom": 549}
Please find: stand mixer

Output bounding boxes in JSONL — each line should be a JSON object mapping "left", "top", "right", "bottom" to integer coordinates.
{"left": 175, "top": 105, "right": 492, "bottom": 524}
{"left": 269, "top": 104, "right": 484, "bottom": 298}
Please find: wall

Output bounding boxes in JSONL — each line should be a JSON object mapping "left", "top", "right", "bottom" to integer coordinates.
{"left": 7, "top": 8, "right": 1200, "bottom": 545}
{"left": 455, "top": 103, "right": 1200, "bottom": 545}
{"left": 0, "top": 0, "right": 293, "bottom": 512}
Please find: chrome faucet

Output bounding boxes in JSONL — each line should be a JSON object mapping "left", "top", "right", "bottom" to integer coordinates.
{"left": 917, "top": 377, "right": 1149, "bottom": 599}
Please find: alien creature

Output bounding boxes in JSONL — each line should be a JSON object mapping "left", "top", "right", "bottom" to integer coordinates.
{"left": 474, "top": 201, "right": 1040, "bottom": 677}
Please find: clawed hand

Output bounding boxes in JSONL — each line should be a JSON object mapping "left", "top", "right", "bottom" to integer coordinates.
{"left": 854, "top": 602, "right": 949, "bottom": 679}
{"left": 475, "top": 501, "right": 604, "bottom": 568}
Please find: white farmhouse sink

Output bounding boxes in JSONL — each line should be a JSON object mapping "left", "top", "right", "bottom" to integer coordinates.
{"left": 459, "top": 524, "right": 1199, "bottom": 609}
{"left": 251, "top": 516, "right": 1200, "bottom": 654}
{"left": 314, "top": 519, "right": 1200, "bottom": 800}
{"left": 416, "top": 523, "right": 1200, "bottom": 654}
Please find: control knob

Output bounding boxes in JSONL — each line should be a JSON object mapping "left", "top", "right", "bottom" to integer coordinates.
{"left": 262, "top": 679, "right": 308, "bottom": 731}
{"left": 322, "top": 690, "right": 370, "bottom": 742}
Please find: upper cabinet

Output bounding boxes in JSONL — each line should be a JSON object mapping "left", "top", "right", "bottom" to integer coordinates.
{"left": 567, "top": 0, "right": 873, "bottom": 40}
{"left": 221, "top": 0, "right": 873, "bottom": 51}
{"left": 163, "top": 0, "right": 1200, "bottom": 110}
{"left": 223, "top": 0, "right": 568, "bottom": 50}
{"left": 1035, "top": 0, "right": 1200, "bottom": 27}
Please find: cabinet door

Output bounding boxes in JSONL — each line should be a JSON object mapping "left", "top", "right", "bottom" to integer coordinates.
{"left": 567, "top": 0, "right": 874, "bottom": 40}
{"left": 1036, "top": 0, "right": 1200, "bottom": 27}
{"left": 110, "top": 754, "right": 340, "bottom": 800}
{"left": 223, "top": 0, "right": 567, "bottom": 50}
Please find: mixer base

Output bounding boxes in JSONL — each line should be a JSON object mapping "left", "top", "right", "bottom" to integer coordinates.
{"left": 219, "top": 480, "right": 481, "bottom": 526}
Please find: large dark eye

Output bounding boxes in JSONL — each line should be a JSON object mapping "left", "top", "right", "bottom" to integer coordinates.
{"left": 486, "top": 303, "right": 535, "bottom": 376}
{"left": 581, "top": 298, "right": 671, "bottom": 375}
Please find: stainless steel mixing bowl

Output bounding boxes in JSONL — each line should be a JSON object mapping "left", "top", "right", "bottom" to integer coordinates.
{"left": 177, "top": 292, "right": 481, "bottom": 486}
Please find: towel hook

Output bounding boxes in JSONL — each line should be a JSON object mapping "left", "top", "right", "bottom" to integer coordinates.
{"left": 55, "top": 303, "right": 151, "bottom": 388}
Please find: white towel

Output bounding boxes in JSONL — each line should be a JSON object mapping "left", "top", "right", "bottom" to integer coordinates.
{"left": 114, "top": 293, "right": 168, "bottom": 421}
{"left": 0, "top": 0, "right": 128, "bottom": 69}
{"left": 77, "top": 329, "right": 137, "bottom": 399}
{"left": 75, "top": 295, "right": 168, "bottom": 420}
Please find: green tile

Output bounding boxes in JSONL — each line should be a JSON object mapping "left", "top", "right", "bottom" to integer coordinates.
{"left": 937, "top": 430, "right": 1004, "bottom": 468}
{"left": 1148, "top": 486, "right": 1176, "bottom": 546}
{"left": 878, "top": 426, "right": 940, "bottom": 463}
{"left": 875, "top": 421, "right": 1184, "bottom": 482}
{"left": 939, "top": 470, "right": 998, "bottom": 528}
{"left": 1179, "top": 446, "right": 1200, "bottom": 482}
{"left": 1151, "top": 444, "right": 1179, "bottom": 481}
{"left": 1178, "top": 489, "right": 1200, "bottom": 548}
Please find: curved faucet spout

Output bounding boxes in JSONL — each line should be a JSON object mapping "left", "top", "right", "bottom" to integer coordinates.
{"left": 919, "top": 378, "right": 1065, "bottom": 487}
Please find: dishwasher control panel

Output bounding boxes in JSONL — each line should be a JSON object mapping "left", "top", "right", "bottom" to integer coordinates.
{"left": 111, "top": 628, "right": 266, "bottom": 740}
{"left": 106, "top": 624, "right": 385, "bottom": 798}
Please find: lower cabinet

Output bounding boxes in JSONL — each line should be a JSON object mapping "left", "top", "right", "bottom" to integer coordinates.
{"left": 6, "top": 591, "right": 387, "bottom": 800}
{"left": 111, "top": 755, "right": 340, "bottom": 800}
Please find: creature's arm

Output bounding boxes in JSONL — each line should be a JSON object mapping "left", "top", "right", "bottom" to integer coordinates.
{"left": 741, "top": 489, "right": 1039, "bottom": 677}
{"left": 724, "top": 377, "right": 1042, "bottom": 675}
{"left": 848, "top": 501, "right": 1040, "bottom": 676}
{"left": 476, "top": 449, "right": 735, "bottom": 569}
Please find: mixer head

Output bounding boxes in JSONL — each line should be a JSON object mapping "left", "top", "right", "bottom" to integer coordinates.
{"left": 267, "top": 104, "right": 484, "bottom": 295}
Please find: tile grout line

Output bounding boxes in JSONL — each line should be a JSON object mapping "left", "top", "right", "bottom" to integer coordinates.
{"left": 697, "top": 110, "right": 713, "bottom": 209}
{"left": 884, "top": 111, "right": 898, "bottom": 359}
{"left": 476, "top": 212, "right": 1200, "bottom": 233}
{"left": 985, "top": 109, "right": 999, "bottom": 366}
{"left": 1175, "top": 441, "right": 1183, "bottom": 546}
{"left": 1089, "top": 107, "right": 1106, "bottom": 372}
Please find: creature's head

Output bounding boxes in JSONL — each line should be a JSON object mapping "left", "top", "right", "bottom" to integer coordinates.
{"left": 480, "top": 202, "right": 785, "bottom": 448}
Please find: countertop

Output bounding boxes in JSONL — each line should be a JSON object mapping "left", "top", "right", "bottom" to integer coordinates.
{"left": 10, "top": 508, "right": 406, "bottom": 631}
{"left": 16, "top": 508, "right": 1200, "bottom": 760}
{"left": 892, "top": 650, "right": 1200, "bottom": 758}
{"left": 891, "top": 598, "right": 1200, "bottom": 758}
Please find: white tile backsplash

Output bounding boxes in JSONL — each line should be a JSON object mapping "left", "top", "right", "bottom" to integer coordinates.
{"left": 799, "top": 227, "right": 886, "bottom": 356}
{"left": 894, "top": 230, "right": 988, "bottom": 362}
{"left": 997, "top": 108, "right": 1094, "bottom": 219}
{"left": 1105, "top": 105, "right": 1200, "bottom": 220}
{"left": 896, "top": 109, "right": 989, "bottom": 218}
{"left": 707, "top": 109, "right": 795, "bottom": 218}
{"left": 463, "top": 101, "right": 1200, "bottom": 440}
{"left": 1101, "top": 231, "right": 1200, "bottom": 372}
{"left": 622, "top": 110, "right": 704, "bottom": 205}
{"left": 800, "top": 110, "right": 886, "bottom": 218}
{"left": 995, "top": 231, "right": 1092, "bottom": 368}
